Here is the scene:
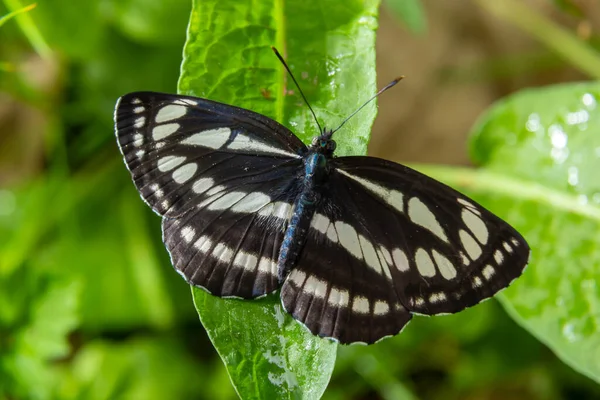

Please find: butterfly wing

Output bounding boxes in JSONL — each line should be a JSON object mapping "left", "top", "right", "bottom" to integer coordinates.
{"left": 115, "top": 92, "right": 306, "bottom": 217}
{"left": 115, "top": 92, "right": 306, "bottom": 298}
{"left": 281, "top": 156, "right": 529, "bottom": 344}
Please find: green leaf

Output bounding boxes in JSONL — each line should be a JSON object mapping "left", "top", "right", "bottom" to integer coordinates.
{"left": 384, "top": 0, "right": 427, "bottom": 35}
{"left": 194, "top": 292, "right": 337, "bottom": 399}
{"left": 179, "top": 0, "right": 381, "bottom": 397}
{"left": 419, "top": 82, "right": 600, "bottom": 384}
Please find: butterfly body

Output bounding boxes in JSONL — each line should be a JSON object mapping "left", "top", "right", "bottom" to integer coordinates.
{"left": 115, "top": 91, "right": 529, "bottom": 344}
{"left": 277, "top": 143, "right": 330, "bottom": 280}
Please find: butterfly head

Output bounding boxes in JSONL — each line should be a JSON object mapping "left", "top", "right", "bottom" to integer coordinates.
{"left": 311, "top": 131, "right": 336, "bottom": 156}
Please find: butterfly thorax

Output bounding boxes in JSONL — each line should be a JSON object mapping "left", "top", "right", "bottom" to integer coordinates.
{"left": 305, "top": 133, "right": 336, "bottom": 185}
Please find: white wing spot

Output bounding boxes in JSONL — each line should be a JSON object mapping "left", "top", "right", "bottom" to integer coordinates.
{"left": 206, "top": 185, "right": 226, "bottom": 196}
{"left": 328, "top": 288, "right": 349, "bottom": 308}
{"left": 153, "top": 123, "right": 179, "bottom": 140}
{"left": 258, "top": 257, "right": 277, "bottom": 276}
{"left": 258, "top": 201, "right": 292, "bottom": 219}
{"left": 231, "top": 192, "right": 271, "bottom": 213}
{"left": 408, "top": 197, "right": 448, "bottom": 243}
{"left": 227, "top": 133, "right": 300, "bottom": 158}
{"left": 156, "top": 142, "right": 165, "bottom": 149}
{"left": 157, "top": 155, "right": 186, "bottom": 172}
{"left": 482, "top": 265, "right": 495, "bottom": 280}
{"left": 503, "top": 241, "right": 514, "bottom": 253}
{"left": 374, "top": 300, "right": 389, "bottom": 315}
{"left": 134, "top": 116, "right": 145, "bottom": 129}
{"left": 432, "top": 250, "right": 457, "bottom": 280}
{"left": 172, "top": 163, "right": 198, "bottom": 184}
{"left": 161, "top": 199, "right": 170, "bottom": 210}
{"left": 133, "top": 106, "right": 144, "bottom": 113}
{"left": 460, "top": 229, "right": 482, "bottom": 260}
{"left": 289, "top": 270, "right": 306, "bottom": 286}
{"left": 460, "top": 251, "right": 470, "bottom": 266}
{"left": 133, "top": 133, "right": 144, "bottom": 147}
{"left": 472, "top": 276, "right": 483, "bottom": 288}
{"left": 233, "top": 251, "right": 258, "bottom": 272}
{"left": 135, "top": 150, "right": 145, "bottom": 159}
{"left": 326, "top": 224, "right": 338, "bottom": 243}
{"left": 457, "top": 198, "right": 481, "bottom": 215}
{"left": 429, "top": 292, "right": 447, "bottom": 303}
{"left": 352, "top": 296, "right": 370, "bottom": 314}
{"left": 462, "top": 208, "right": 489, "bottom": 244}
{"left": 181, "top": 226, "right": 195, "bottom": 243}
{"left": 414, "top": 297, "right": 425, "bottom": 307}
{"left": 192, "top": 178, "right": 214, "bottom": 194}
{"left": 379, "top": 246, "right": 393, "bottom": 266}
{"left": 149, "top": 184, "right": 164, "bottom": 198}
{"left": 207, "top": 192, "right": 246, "bottom": 211}
{"left": 212, "top": 243, "right": 234, "bottom": 264}
{"left": 337, "top": 170, "right": 404, "bottom": 213}
{"left": 194, "top": 236, "right": 212, "bottom": 253}
{"left": 375, "top": 249, "right": 393, "bottom": 280}
{"left": 358, "top": 235, "right": 382, "bottom": 274}
{"left": 510, "top": 238, "right": 519, "bottom": 247}
{"left": 392, "top": 248, "right": 410, "bottom": 272}
{"left": 335, "top": 221, "right": 362, "bottom": 259}
{"left": 494, "top": 250, "right": 504, "bottom": 265}
{"left": 173, "top": 98, "right": 198, "bottom": 106}
{"left": 305, "top": 275, "right": 328, "bottom": 299}
{"left": 415, "top": 248, "right": 436, "bottom": 277}
{"left": 155, "top": 104, "right": 187, "bottom": 123}
{"left": 310, "top": 213, "right": 330, "bottom": 235}
{"left": 131, "top": 98, "right": 142, "bottom": 104}
{"left": 181, "top": 127, "right": 232, "bottom": 149}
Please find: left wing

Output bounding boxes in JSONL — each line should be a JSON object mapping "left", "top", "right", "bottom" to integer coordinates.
{"left": 281, "top": 156, "right": 529, "bottom": 344}
{"left": 115, "top": 92, "right": 307, "bottom": 298}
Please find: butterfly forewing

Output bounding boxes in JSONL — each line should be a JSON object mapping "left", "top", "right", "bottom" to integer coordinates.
{"left": 115, "top": 92, "right": 306, "bottom": 217}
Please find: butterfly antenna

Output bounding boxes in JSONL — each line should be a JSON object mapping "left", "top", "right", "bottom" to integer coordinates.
{"left": 271, "top": 47, "right": 324, "bottom": 134}
{"left": 330, "top": 76, "right": 405, "bottom": 136}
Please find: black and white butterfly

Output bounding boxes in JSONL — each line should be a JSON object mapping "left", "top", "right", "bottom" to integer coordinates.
{"left": 114, "top": 59, "right": 529, "bottom": 345}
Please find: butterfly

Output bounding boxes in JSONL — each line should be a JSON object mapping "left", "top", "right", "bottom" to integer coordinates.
{"left": 114, "top": 51, "right": 529, "bottom": 344}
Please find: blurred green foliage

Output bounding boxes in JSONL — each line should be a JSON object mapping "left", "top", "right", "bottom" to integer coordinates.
{"left": 1, "top": 0, "right": 600, "bottom": 399}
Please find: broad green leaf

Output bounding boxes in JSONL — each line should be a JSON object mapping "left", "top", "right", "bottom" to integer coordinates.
{"left": 384, "top": 0, "right": 427, "bottom": 35}
{"left": 179, "top": 0, "right": 380, "bottom": 398}
{"left": 420, "top": 82, "right": 600, "bottom": 384}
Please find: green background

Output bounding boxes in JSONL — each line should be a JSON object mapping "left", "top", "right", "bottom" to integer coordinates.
{"left": 1, "top": 0, "right": 600, "bottom": 399}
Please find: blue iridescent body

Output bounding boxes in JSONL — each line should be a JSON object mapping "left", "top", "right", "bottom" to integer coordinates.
{"left": 276, "top": 133, "right": 336, "bottom": 282}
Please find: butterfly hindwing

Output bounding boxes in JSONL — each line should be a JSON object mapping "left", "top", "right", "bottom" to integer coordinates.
{"left": 115, "top": 92, "right": 307, "bottom": 217}
{"left": 161, "top": 169, "right": 302, "bottom": 298}
{"left": 281, "top": 156, "right": 528, "bottom": 343}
